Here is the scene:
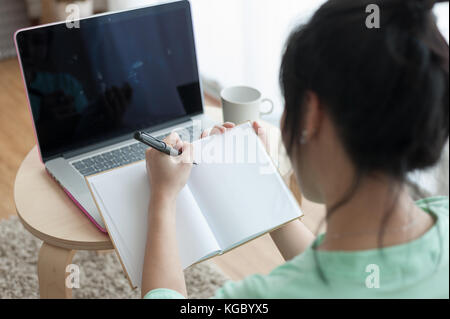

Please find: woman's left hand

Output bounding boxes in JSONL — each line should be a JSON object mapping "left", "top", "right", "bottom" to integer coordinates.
{"left": 145, "top": 132, "right": 194, "bottom": 202}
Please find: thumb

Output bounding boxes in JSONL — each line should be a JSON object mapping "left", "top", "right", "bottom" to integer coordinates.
{"left": 165, "top": 132, "right": 182, "bottom": 147}
{"left": 253, "top": 121, "right": 267, "bottom": 140}
{"left": 253, "top": 121, "right": 269, "bottom": 151}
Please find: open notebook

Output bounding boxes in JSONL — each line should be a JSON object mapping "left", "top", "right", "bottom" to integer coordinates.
{"left": 86, "top": 123, "right": 303, "bottom": 288}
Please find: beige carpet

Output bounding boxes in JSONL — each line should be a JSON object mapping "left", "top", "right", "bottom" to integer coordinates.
{"left": 0, "top": 216, "right": 229, "bottom": 299}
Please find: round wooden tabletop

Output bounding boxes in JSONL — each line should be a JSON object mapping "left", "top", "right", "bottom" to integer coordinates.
{"left": 14, "top": 106, "right": 292, "bottom": 251}
{"left": 14, "top": 146, "right": 113, "bottom": 251}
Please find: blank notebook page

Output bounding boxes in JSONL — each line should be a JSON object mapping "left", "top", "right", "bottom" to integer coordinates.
{"left": 88, "top": 161, "right": 220, "bottom": 288}
{"left": 189, "top": 123, "right": 303, "bottom": 250}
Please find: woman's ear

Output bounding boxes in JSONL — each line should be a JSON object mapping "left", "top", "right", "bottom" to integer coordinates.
{"left": 301, "top": 91, "right": 323, "bottom": 142}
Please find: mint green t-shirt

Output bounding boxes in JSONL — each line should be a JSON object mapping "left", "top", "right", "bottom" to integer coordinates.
{"left": 144, "top": 197, "right": 449, "bottom": 299}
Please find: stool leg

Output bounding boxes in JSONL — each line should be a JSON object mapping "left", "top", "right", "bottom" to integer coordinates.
{"left": 38, "top": 242, "right": 76, "bottom": 299}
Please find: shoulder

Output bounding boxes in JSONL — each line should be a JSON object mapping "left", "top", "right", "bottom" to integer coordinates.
{"left": 416, "top": 196, "right": 449, "bottom": 218}
{"left": 213, "top": 252, "right": 324, "bottom": 299}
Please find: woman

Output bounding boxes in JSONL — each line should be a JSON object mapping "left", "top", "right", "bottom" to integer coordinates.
{"left": 142, "top": 0, "right": 449, "bottom": 298}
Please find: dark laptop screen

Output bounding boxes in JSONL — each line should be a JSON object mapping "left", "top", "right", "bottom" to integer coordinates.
{"left": 16, "top": 1, "right": 203, "bottom": 161}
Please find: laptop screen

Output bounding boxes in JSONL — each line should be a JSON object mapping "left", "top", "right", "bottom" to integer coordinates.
{"left": 16, "top": 1, "right": 203, "bottom": 161}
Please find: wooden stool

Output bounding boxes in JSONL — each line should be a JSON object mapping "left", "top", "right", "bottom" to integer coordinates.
{"left": 14, "top": 146, "right": 112, "bottom": 298}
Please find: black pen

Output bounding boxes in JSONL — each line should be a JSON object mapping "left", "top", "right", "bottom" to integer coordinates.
{"left": 134, "top": 131, "right": 197, "bottom": 165}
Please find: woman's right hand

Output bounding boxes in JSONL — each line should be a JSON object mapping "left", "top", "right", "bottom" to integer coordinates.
{"left": 201, "top": 121, "right": 269, "bottom": 151}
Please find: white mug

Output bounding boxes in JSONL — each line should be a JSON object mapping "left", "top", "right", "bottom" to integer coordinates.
{"left": 221, "top": 86, "right": 274, "bottom": 124}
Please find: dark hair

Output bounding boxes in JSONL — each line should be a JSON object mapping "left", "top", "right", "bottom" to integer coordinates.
{"left": 281, "top": 0, "right": 449, "bottom": 176}
{"left": 280, "top": 0, "right": 449, "bottom": 281}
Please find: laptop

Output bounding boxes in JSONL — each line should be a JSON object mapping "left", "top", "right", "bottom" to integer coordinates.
{"left": 14, "top": 0, "right": 215, "bottom": 233}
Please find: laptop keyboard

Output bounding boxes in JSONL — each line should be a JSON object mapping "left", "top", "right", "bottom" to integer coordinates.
{"left": 72, "top": 126, "right": 196, "bottom": 176}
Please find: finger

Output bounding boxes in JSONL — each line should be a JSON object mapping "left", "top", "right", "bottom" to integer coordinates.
{"left": 223, "top": 122, "right": 236, "bottom": 129}
{"left": 165, "top": 132, "right": 182, "bottom": 147}
{"left": 201, "top": 123, "right": 235, "bottom": 139}
{"left": 180, "top": 142, "right": 194, "bottom": 164}
{"left": 201, "top": 129, "right": 210, "bottom": 139}
{"left": 253, "top": 121, "right": 266, "bottom": 137}
{"left": 210, "top": 125, "right": 227, "bottom": 136}
{"left": 174, "top": 139, "right": 184, "bottom": 152}
{"left": 145, "top": 149, "right": 151, "bottom": 175}
{"left": 145, "top": 147, "right": 152, "bottom": 161}
{"left": 253, "top": 121, "right": 269, "bottom": 149}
